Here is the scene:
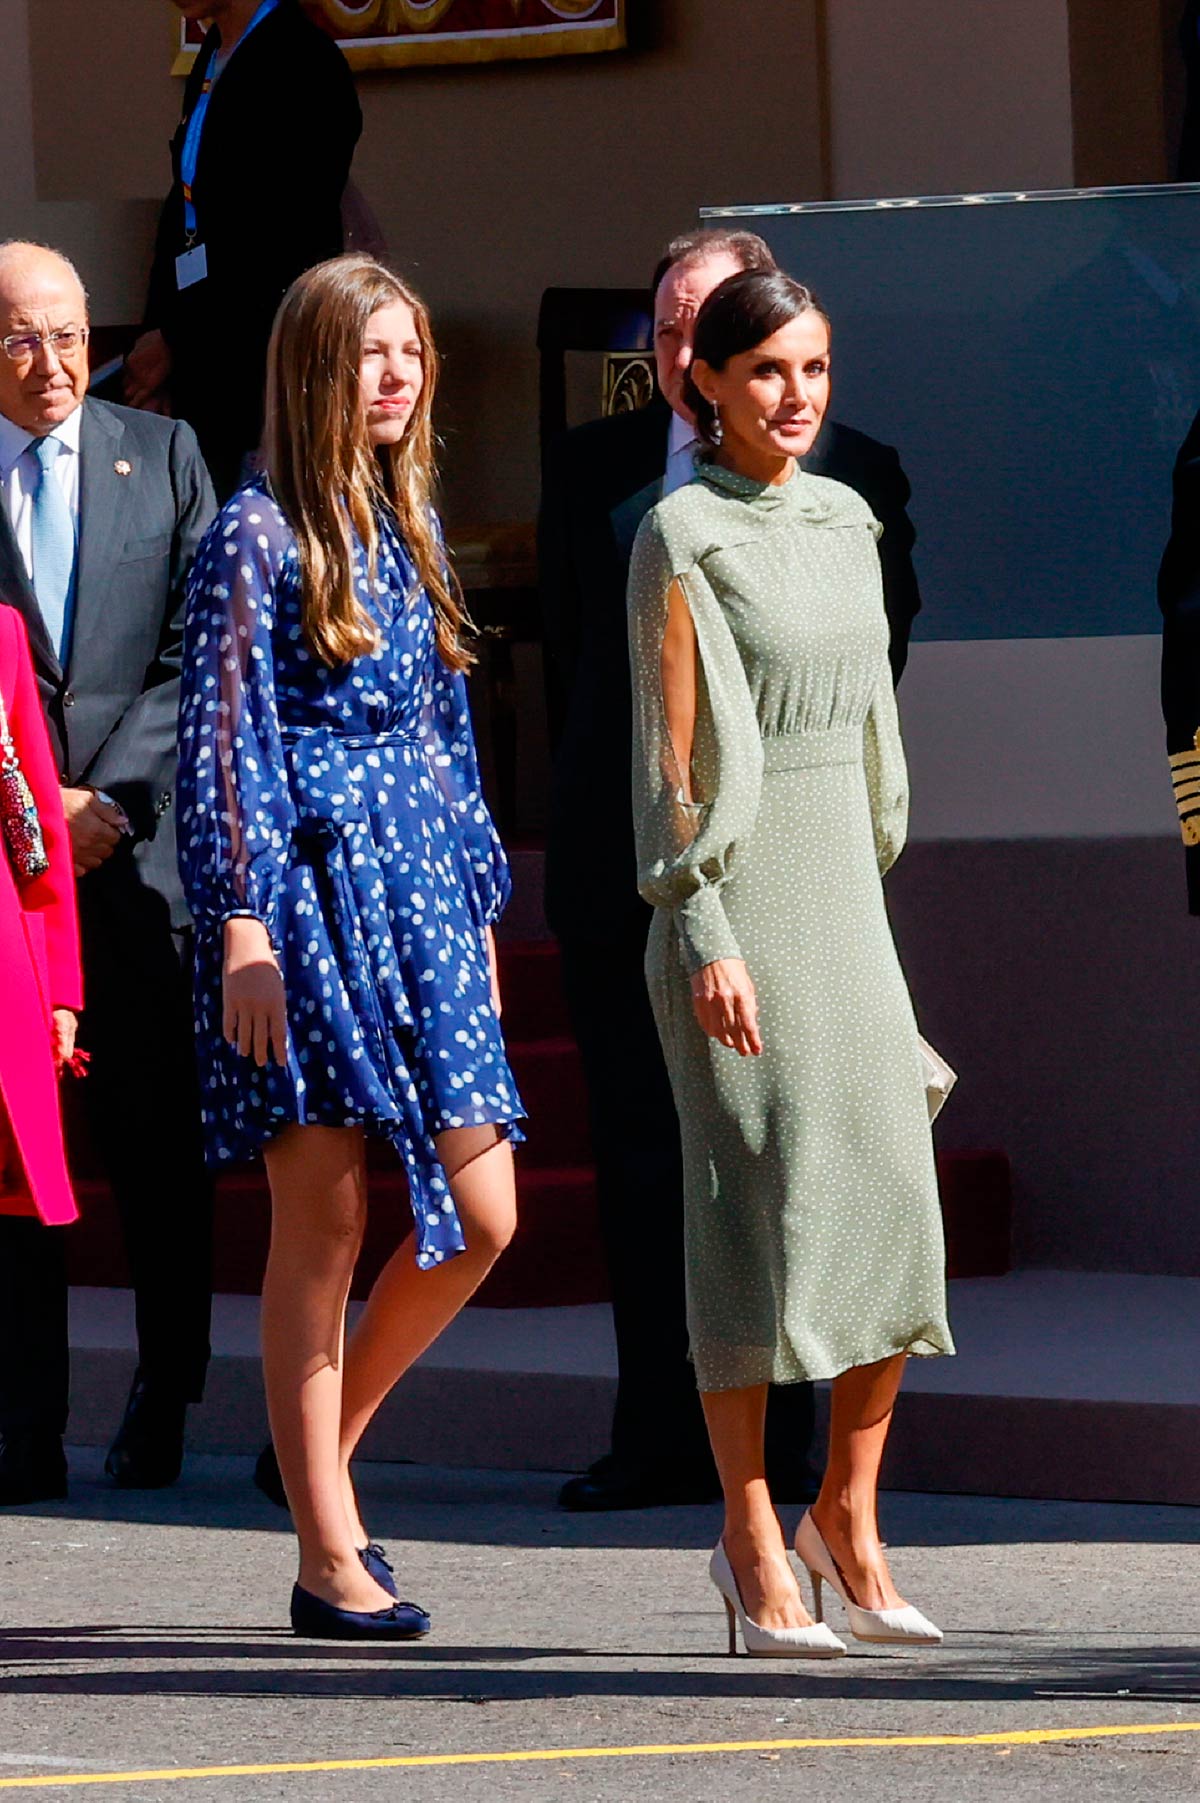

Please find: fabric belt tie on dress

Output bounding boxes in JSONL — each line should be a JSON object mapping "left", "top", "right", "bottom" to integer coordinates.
{"left": 761, "top": 725, "right": 861, "bottom": 772}
{"left": 280, "top": 725, "right": 423, "bottom": 838}
{"left": 277, "top": 723, "right": 467, "bottom": 1271}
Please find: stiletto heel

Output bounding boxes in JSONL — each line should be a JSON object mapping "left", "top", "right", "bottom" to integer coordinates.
{"left": 708, "top": 1542, "right": 846, "bottom": 1660}
{"left": 794, "top": 1512, "right": 942, "bottom": 1646}
{"left": 810, "top": 1569, "right": 825, "bottom": 1623}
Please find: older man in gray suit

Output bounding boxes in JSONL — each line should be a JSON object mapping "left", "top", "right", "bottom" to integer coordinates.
{"left": 0, "top": 242, "right": 215, "bottom": 1502}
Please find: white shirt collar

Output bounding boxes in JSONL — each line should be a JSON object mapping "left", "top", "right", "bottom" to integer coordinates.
{"left": 0, "top": 402, "right": 83, "bottom": 479}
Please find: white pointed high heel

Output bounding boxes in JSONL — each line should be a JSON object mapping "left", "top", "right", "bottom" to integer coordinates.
{"left": 794, "top": 1512, "right": 943, "bottom": 1646}
{"left": 708, "top": 1541, "right": 847, "bottom": 1659}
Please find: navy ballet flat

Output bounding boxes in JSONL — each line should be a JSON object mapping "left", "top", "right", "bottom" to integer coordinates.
{"left": 358, "top": 1541, "right": 398, "bottom": 1597}
{"left": 290, "top": 1583, "right": 430, "bottom": 1641}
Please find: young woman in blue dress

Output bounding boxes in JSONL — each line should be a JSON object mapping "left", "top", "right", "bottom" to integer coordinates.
{"left": 178, "top": 255, "right": 524, "bottom": 1640}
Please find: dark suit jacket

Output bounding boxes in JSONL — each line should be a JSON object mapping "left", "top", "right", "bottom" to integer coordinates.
{"left": 805, "top": 421, "right": 921, "bottom": 682}
{"left": 1159, "top": 405, "right": 1200, "bottom": 912}
{"left": 1181, "top": 0, "right": 1200, "bottom": 180}
{"left": 0, "top": 400, "right": 216, "bottom": 927}
{"left": 145, "top": 0, "right": 361, "bottom": 495}
{"left": 539, "top": 399, "right": 924, "bottom": 940}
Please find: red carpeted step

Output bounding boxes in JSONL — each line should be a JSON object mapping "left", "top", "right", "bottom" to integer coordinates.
{"left": 350, "top": 1162, "right": 606, "bottom": 1307}
{"left": 939, "top": 1149, "right": 1013, "bottom": 1278}
{"left": 62, "top": 1180, "right": 130, "bottom": 1290}
{"left": 473, "top": 1167, "right": 607, "bottom": 1308}
{"left": 503, "top": 1036, "right": 591, "bottom": 1169}
{"left": 68, "top": 1144, "right": 1012, "bottom": 1306}
{"left": 65, "top": 1162, "right": 609, "bottom": 1309}
{"left": 62, "top": 919, "right": 1012, "bottom": 1306}
{"left": 496, "top": 940, "right": 571, "bottom": 1044}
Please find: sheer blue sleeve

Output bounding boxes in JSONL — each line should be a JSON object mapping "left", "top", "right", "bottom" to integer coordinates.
{"left": 177, "top": 490, "right": 298, "bottom": 950}
{"left": 420, "top": 656, "right": 510, "bottom": 928}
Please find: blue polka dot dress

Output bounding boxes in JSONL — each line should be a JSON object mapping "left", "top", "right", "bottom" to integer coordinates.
{"left": 177, "top": 478, "right": 525, "bottom": 1268}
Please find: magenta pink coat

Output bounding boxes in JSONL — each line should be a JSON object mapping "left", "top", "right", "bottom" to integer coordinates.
{"left": 0, "top": 605, "right": 82, "bottom": 1225}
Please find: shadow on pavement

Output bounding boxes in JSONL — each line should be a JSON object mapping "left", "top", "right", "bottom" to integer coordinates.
{"left": 6, "top": 1460, "right": 1199, "bottom": 1554}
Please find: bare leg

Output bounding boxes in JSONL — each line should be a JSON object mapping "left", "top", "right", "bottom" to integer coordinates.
{"left": 261, "top": 1123, "right": 394, "bottom": 1612}
{"left": 809, "top": 1353, "right": 908, "bottom": 1611}
{"left": 337, "top": 1125, "right": 517, "bottom": 1539}
{"left": 701, "top": 1384, "right": 814, "bottom": 1631}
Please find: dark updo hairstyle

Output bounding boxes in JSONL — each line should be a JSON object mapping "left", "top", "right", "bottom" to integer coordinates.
{"left": 683, "top": 269, "right": 831, "bottom": 447}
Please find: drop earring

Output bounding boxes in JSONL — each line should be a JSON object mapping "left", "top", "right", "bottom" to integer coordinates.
{"left": 711, "top": 401, "right": 723, "bottom": 445}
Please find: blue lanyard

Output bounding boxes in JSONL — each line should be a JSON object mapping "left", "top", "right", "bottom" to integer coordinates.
{"left": 180, "top": 0, "right": 281, "bottom": 241}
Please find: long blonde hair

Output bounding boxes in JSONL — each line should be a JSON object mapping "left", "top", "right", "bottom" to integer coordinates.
{"left": 263, "top": 254, "right": 473, "bottom": 672}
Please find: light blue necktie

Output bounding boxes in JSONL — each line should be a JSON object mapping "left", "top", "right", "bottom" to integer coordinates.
{"left": 28, "top": 434, "right": 77, "bottom": 663}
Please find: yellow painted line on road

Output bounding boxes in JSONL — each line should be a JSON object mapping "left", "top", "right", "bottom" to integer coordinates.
{"left": 3, "top": 1720, "right": 1200, "bottom": 1790}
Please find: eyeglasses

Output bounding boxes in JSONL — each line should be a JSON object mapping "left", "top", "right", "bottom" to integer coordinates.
{"left": 1, "top": 327, "right": 90, "bottom": 364}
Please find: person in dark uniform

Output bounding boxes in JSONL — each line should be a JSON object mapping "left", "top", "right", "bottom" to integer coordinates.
{"left": 1160, "top": 406, "right": 1200, "bottom": 890}
{"left": 539, "top": 228, "right": 925, "bottom": 1511}
{"left": 125, "top": 0, "right": 362, "bottom": 499}
{"left": 1180, "top": 0, "right": 1200, "bottom": 181}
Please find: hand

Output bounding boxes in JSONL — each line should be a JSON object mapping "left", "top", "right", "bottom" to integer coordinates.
{"left": 222, "top": 916, "right": 287, "bottom": 1067}
{"left": 61, "top": 787, "right": 128, "bottom": 875}
{"left": 123, "top": 329, "right": 173, "bottom": 413}
{"left": 690, "top": 958, "right": 763, "bottom": 1057}
{"left": 51, "top": 1009, "right": 77, "bottom": 1074}
{"left": 485, "top": 925, "right": 502, "bottom": 1018}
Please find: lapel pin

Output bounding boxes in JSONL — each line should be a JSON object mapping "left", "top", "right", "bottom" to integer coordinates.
{"left": 114, "top": 459, "right": 132, "bottom": 477}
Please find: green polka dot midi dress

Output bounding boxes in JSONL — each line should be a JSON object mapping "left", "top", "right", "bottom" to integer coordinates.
{"left": 628, "top": 458, "right": 954, "bottom": 1393}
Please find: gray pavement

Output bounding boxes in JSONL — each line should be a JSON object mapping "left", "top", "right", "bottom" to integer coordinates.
{"left": 1, "top": 1455, "right": 1199, "bottom": 1800}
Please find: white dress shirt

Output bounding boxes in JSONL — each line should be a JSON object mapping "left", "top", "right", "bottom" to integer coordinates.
{"left": 663, "top": 409, "right": 700, "bottom": 497}
{"left": 0, "top": 404, "right": 83, "bottom": 585}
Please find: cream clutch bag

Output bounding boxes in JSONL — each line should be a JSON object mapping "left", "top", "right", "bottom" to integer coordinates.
{"left": 919, "top": 1036, "right": 957, "bottom": 1123}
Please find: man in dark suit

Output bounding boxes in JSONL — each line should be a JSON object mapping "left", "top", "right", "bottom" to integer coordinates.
{"left": 124, "top": 0, "right": 362, "bottom": 498}
{"left": 0, "top": 242, "right": 216, "bottom": 1503}
{"left": 539, "top": 228, "right": 924, "bottom": 1511}
{"left": 1180, "top": 0, "right": 1200, "bottom": 181}
{"left": 1160, "top": 406, "right": 1200, "bottom": 898}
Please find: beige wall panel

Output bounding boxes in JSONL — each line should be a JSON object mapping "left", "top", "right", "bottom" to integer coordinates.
{"left": 0, "top": 0, "right": 36, "bottom": 204}
{"left": 26, "top": 0, "right": 825, "bottom": 521}
{"left": 351, "top": 0, "right": 825, "bottom": 520}
{"left": 824, "top": 0, "right": 1075, "bottom": 201}
{"left": 30, "top": 0, "right": 178, "bottom": 203}
{"left": 3, "top": 0, "right": 162, "bottom": 322}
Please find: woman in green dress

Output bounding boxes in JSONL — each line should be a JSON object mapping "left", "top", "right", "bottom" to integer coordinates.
{"left": 628, "top": 270, "right": 954, "bottom": 1659}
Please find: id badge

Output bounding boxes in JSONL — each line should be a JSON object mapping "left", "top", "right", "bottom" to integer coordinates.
{"left": 175, "top": 243, "right": 208, "bottom": 290}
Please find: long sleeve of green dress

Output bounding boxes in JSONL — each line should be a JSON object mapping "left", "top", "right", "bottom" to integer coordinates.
{"left": 627, "top": 510, "right": 764, "bottom": 974}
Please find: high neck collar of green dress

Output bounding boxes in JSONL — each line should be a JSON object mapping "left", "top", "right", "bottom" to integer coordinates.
{"left": 696, "top": 455, "right": 833, "bottom": 518}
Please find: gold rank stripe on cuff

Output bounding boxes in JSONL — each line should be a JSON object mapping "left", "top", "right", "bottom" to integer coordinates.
{"left": 1171, "top": 732, "right": 1200, "bottom": 843}
{"left": 1176, "top": 773, "right": 1200, "bottom": 842}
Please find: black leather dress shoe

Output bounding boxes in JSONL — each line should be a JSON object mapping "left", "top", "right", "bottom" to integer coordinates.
{"left": 0, "top": 1430, "right": 68, "bottom": 1506}
{"left": 558, "top": 1456, "right": 722, "bottom": 1512}
{"left": 104, "top": 1370, "right": 187, "bottom": 1489}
